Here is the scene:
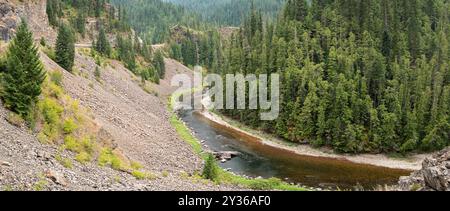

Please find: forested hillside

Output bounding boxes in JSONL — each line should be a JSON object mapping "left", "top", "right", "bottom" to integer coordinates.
{"left": 110, "top": 0, "right": 205, "bottom": 43}
{"left": 165, "top": 0, "right": 286, "bottom": 26}
{"left": 216, "top": 0, "right": 450, "bottom": 154}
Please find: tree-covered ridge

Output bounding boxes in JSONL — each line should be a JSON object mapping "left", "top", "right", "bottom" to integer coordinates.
{"left": 45, "top": 0, "right": 163, "bottom": 85}
{"left": 110, "top": 0, "right": 205, "bottom": 44}
{"left": 164, "top": 0, "right": 286, "bottom": 26}
{"left": 218, "top": 0, "right": 450, "bottom": 153}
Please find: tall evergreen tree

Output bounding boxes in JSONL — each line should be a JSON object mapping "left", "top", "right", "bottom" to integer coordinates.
{"left": 1, "top": 21, "right": 45, "bottom": 117}
{"left": 95, "top": 25, "right": 112, "bottom": 57}
{"left": 153, "top": 50, "right": 166, "bottom": 79}
{"left": 55, "top": 24, "right": 75, "bottom": 72}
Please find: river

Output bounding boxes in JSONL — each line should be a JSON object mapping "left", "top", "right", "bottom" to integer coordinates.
{"left": 179, "top": 109, "right": 411, "bottom": 190}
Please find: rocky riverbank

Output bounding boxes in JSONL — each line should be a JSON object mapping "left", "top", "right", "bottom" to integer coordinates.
{"left": 398, "top": 148, "right": 450, "bottom": 191}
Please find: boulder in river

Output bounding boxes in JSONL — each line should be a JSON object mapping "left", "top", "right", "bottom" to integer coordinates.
{"left": 212, "top": 151, "right": 240, "bottom": 162}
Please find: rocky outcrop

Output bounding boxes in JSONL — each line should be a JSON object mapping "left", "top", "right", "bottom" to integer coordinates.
{"left": 0, "top": 0, "right": 22, "bottom": 41}
{"left": 398, "top": 148, "right": 450, "bottom": 191}
{"left": 0, "top": 0, "right": 57, "bottom": 44}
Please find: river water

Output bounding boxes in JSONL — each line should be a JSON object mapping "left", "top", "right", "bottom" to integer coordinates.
{"left": 179, "top": 109, "right": 410, "bottom": 190}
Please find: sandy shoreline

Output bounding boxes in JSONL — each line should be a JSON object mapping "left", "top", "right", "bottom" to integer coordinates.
{"left": 197, "top": 109, "right": 429, "bottom": 171}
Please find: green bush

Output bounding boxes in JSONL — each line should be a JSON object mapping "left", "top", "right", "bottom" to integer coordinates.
{"left": 50, "top": 71, "right": 63, "bottom": 86}
{"left": 64, "top": 135, "right": 80, "bottom": 152}
{"left": 62, "top": 118, "right": 78, "bottom": 134}
{"left": 131, "top": 161, "right": 143, "bottom": 170}
{"left": 39, "top": 98, "right": 63, "bottom": 125}
{"left": 400, "top": 139, "right": 417, "bottom": 153}
{"left": 98, "top": 148, "right": 123, "bottom": 170}
{"left": 202, "top": 154, "right": 218, "bottom": 182}
{"left": 55, "top": 154, "right": 73, "bottom": 169}
{"left": 75, "top": 151, "right": 91, "bottom": 164}
{"left": 6, "top": 112, "right": 25, "bottom": 127}
{"left": 94, "top": 66, "right": 101, "bottom": 81}
{"left": 131, "top": 170, "right": 147, "bottom": 180}
{"left": 110, "top": 155, "right": 123, "bottom": 170}
{"left": 42, "top": 46, "right": 56, "bottom": 61}
{"left": 40, "top": 37, "right": 46, "bottom": 47}
{"left": 98, "top": 148, "right": 113, "bottom": 167}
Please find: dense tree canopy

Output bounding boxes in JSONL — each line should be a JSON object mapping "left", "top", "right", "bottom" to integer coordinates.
{"left": 215, "top": 0, "right": 450, "bottom": 153}
{"left": 165, "top": 0, "right": 286, "bottom": 26}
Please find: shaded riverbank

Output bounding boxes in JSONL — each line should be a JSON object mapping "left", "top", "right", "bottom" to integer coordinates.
{"left": 197, "top": 109, "right": 428, "bottom": 171}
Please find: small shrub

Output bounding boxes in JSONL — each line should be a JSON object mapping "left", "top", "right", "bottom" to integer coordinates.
{"left": 37, "top": 132, "right": 48, "bottom": 144}
{"left": 98, "top": 148, "right": 113, "bottom": 167}
{"left": 110, "top": 155, "right": 123, "bottom": 170}
{"left": 132, "top": 170, "right": 147, "bottom": 180}
{"left": 131, "top": 161, "right": 143, "bottom": 170}
{"left": 75, "top": 151, "right": 91, "bottom": 164}
{"left": 132, "top": 171, "right": 157, "bottom": 180}
{"left": 39, "top": 98, "right": 63, "bottom": 125}
{"left": 98, "top": 148, "right": 123, "bottom": 170}
{"left": 94, "top": 66, "right": 101, "bottom": 81}
{"left": 42, "top": 46, "right": 56, "bottom": 61}
{"left": 400, "top": 139, "right": 417, "bottom": 154}
{"left": 202, "top": 154, "right": 218, "bottom": 182}
{"left": 40, "top": 37, "right": 46, "bottom": 47}
{"left": 80, "top": 136, "right": 94, "bottom": 154}
{"left": 42, "top": 122, "right": 60, "bottom": 142}
{"left": 6, "top": 112, "right": 25, "bottom": 127}
{"left": 162, "top": 170, "right": 169, "bottom": 177}
{"left": 62, "top": 118, "right": 78, "bottom": 134}
{"left": 55, "top": 154, "right": 73, "bottom": 169}
{"left": 49, "top": 71, "right": 63, "bottom": 86}
{"left": 47, "top": 82, "right": 64, "bottom": 99}
{"left": 64, "top": 135, "right": 80, "bottom": 152}
{"left": 33, "top": 179, "right": 48, "bottom": 191}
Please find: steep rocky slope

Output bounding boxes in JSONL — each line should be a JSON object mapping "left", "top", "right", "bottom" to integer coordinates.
{"left": 0, "top": 0, "right": 241, "bottom": 191}
{"left": 1, "top": 48, "right": 240, "bottom": 191}
{"left": 398, "top": 148, "right": 450, "bottom": 191}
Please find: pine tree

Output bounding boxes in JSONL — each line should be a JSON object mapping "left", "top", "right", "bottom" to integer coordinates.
{"left": 46, "top": 0, "right": 59, "bottom": 27}
{"left": 55, "top": 24, "right": 75, "bottom": 72}
{"left": 95, "top": 25, "right": 111, "bottom": 57}
{"left": 153, "top": 50, "right": 165, "bottom": 79}
{"left": 1, "top": 21, "right": 45, "bottom": 117}
{"left": 202, "top": 154, "right": 218, "bottom": 181}
{"left": 75, "top": 12, "right": 86, "bottom": 38}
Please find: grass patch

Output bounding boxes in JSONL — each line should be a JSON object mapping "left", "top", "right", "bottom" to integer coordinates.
{"left": 170, "top": 115, "right": 204, "bottom": 156}
{"left": 98, "top": 148, "right": 124, "bottom": 170}
{"left": 6, "top": 112, "right": 25, "bottom": 127}
{"left": 75, "top": 151, "right": 91, "bottom": 164}
{"left": 131, "top": 161, "right": 143, "bottom": 170}
{"left": 55, "top": 154, "right": 73, "bottom": 169}
{"left": 132, "top": 170, "right": 157, "bottom": 180}
{"left": 33, "top": 174, "right": 48, "bottom": 191}
{"left": 62, "top": 118, "right": 78, "bottom": 134}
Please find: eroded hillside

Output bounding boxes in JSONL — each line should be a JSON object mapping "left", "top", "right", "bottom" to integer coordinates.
{"left": 0, "top": 0, "right": 241, "bottom": 191}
